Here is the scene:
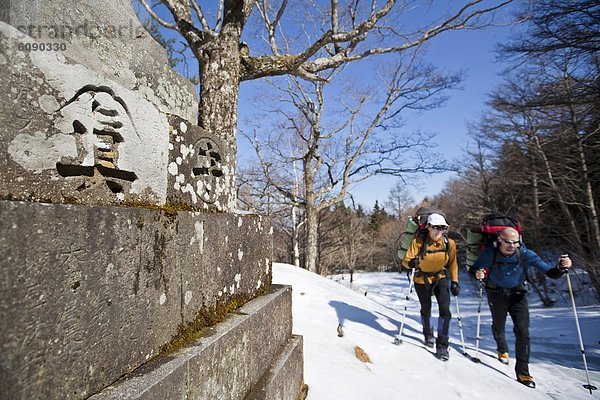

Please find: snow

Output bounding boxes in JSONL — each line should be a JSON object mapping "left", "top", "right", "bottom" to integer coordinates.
{"left": 272, "top": 263, "right": 600, "bottom": 400}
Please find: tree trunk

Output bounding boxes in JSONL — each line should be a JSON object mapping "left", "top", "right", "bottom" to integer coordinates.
{"left": 532, "top": 135, "right": 582, "bottom": 249}
{"left": 303, "top": 122, "right": 321, "bottom": 273}
{"left": 562, "top": 70, "right": 600, "bottom": 256}
{"left": 305, "top": 205, "right": 319, "bottom": 273}
{"left": 568, "top": 106, "right": 600, "bottom": 257}
{"left": 349, "top": 222, "right": 356, "bottom": 274}
{"left": 196, "top": 23, "right": 243, "bottom": 210}
{"left": 292, "top": 158, "right": 302, "bottom": 268}
{"left": 526, "top": 145, "right": 553, "bottom": 305}
{"left": 291, "top": 203, "right": 301, "bottom": 268}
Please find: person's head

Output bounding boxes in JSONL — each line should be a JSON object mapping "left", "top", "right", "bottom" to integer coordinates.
{"left": 427, "top": 213, "right": 448, "bottom": 241}
{"left": 496, "top": 227, "right": 521, "bottom": 256}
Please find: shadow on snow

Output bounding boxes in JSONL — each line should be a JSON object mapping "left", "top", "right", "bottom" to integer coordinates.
{"left": 328, "top": 300, "right": 421, "bottom": 338}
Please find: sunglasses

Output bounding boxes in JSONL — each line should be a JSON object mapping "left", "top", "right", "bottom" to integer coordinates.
{"left": 498, "top": 237, "right": 520, "bottom": 246}
{"left": 430, "top": 226, "right": 447, "bottom": 232}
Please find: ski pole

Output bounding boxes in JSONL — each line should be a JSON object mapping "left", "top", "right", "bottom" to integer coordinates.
{"left": 472, "top": 280, "right": 484, "bottom": 363}
{"left": 565, "top": 268, "right": 597, "bottom": 394}
{"left": 394, "top": 267, "right": 416, "bottom": 345}
{"left": 454, "top": 295, "right": 467, "bottom": 356}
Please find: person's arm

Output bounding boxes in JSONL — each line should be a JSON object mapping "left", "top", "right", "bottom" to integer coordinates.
{"left": 402, "top": 237, "right": 421, "bottom": 269}
{"left": 522, "top": 249, "right": 570, "bottom": 279}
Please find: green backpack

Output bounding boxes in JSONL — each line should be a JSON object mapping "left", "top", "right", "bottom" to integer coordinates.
{"left": 396, "top": 207, "right": 447, "bottom": 261}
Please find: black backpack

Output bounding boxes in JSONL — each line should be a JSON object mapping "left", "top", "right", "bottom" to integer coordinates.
{"left": 414, "top": 207, "right": 447, "bottom": 232}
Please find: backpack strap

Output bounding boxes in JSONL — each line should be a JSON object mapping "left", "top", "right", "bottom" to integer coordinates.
{"left": 417, "top": 232, "right": 428, "bottom": 259}
{"left": 420, "top": 234, "right": 449, "bottom": 258}
{"left": 444, "top": 234, "right": 450, "bottom": 262}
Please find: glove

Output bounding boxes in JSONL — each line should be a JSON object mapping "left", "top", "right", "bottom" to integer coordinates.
{"left": 408, "top": 258, "right": 419, "bottom": 270}
{"left": 558, "top": 255, "right": 572, "bottom": 271}
{"left": 474, "top": 268, "right": 488, "bottom": 281}
{"left": 450, "top": 281, "right": 460, "bottom": 297}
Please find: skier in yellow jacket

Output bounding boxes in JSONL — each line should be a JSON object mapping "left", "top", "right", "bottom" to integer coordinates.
{"left": 402, "top": 213, "right": 459, "bottom": 361}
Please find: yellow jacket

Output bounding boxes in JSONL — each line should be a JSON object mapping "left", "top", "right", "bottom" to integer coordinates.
{"left": 402, "top": 235, "right": 458, "bottom": 285}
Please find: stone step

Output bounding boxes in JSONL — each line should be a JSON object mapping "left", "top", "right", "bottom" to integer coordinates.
{"left": 244, "top": 335, "right": 305, "bottom": 400}
{"left": 89, "top": 284, "right": 302, "bottom": 400}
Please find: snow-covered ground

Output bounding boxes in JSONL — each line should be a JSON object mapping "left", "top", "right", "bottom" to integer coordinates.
{"left": 273, "top": 263, "right": 600, "bottom": 400}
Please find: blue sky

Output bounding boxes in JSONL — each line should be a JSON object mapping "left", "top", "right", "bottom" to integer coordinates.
{"left": 234, "top": 3, "right": 520, "bottom": 211}
{"left": 348, "top": 24, "right": 516, "bottom": 209}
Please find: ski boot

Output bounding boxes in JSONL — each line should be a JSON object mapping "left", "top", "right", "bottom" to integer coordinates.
{"left": 517, "top": 375, "right": 536, "bottom": 388}
{"left": 436, "top": 345, "right": 449, "bottom": 361}
{"left": 424, "top": 334, "right": 435, "bottom": 348}
{"left": 497, "top": 352, "right": 509, "bottom": 365}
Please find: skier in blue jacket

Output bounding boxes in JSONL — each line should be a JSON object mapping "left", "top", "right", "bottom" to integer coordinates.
{"left": 471, "top": 227, "right": 572, "bottom": 389}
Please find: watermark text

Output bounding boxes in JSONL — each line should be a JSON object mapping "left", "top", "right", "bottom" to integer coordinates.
{"left": 16, "top": 20, "right": 146, "bottom": 41}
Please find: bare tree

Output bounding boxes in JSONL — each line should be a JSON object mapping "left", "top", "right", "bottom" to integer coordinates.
{"left": 456, "top": 54, "right": 599, "bottom": 296}
{"left": 242, "top": 53, "right": 458, "bottom": 272}
{"left": 503, "top": 0, "right": 600, "bottom": 56}
{"left": 497, "top": 0, "right": 600, "bottom": 296}
{"left": 237, "top": 139, "right": 305, "bottom": 268}
{"left": 385, "top": 180, "right": 415, "bottom": 219}
{"left": 497, "top": 0, "right": 599, "bottom": 254}
{"left": 136, "top": 0, "right": 515, "bottom": 209}
{"left": 319, "top": 203, "right": 372, "bottom": 280}
{"left": 428, "top": 0, "right": 600, "bottom": 298}
{"left": 374, "top": 218, "right": 404, "bottom": 271}
{"left": 489, "top": 57, "right": 599, "bottom": 251}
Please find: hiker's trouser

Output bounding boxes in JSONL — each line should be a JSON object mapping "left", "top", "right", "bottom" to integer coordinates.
{"left": 486, "top": 286, "right": 530, "bottom": 376}
{"left": 415, "top": 279, "right": 451, "bottom": 347}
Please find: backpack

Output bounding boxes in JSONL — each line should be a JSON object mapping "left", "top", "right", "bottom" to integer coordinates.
{"left": 466, "top": 213, "right": 522, "bottom": 270}
{"left": 397, "top": 207, "right": 448, "bottom": 261}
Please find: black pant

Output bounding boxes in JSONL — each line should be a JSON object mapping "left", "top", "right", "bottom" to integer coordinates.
{"left": 415, "top": 279, "right": 451, "bottom": 347}
{"left": 486, "top": 287, "right": 530, "bottom": 376}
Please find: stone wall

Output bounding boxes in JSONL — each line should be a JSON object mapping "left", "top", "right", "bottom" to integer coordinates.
{"left": 0, "top": 200, "right": 272, "bottom": 399}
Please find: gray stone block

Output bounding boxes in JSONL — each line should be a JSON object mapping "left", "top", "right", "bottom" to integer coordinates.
{"left": 0, "top": 200, "right": 273, "bottom": 399}
{"left": 0, "top": 1, "right": 241, "bottom": 211}
{"left": 0, "top": 22, "right": 183, "bottom": 208}
{"left": 89, "top": 285, "right": 293, "bottom": 400}
{"left": 166, "top": 115, "right": 230, "bottom": 212}
{"left": 244, "top": 335, "right": 305, "bottom": 400}
{"left": 0, "top": 0, "right": 9, "bottom": 24}
{"left": 4, "top": 0, "right": 197, "bottom": 120}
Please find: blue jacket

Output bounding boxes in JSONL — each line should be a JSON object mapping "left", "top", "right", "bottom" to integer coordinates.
{"left": 472, "top": 245, "right": 553, "bottom": 289}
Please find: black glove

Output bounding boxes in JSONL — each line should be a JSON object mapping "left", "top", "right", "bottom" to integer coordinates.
{"left": 450, "top": 281, "right": 460, "bottom": 297}
{"left": 408, "top": 258, "right": 419, "bottom": 270}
